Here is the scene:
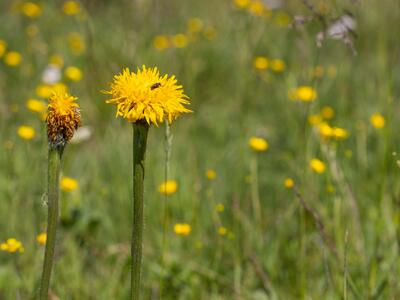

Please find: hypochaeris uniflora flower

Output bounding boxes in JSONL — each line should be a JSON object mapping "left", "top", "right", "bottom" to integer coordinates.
{"left": 46, "top": 89, "right": 81, "bottom": 148}
{"left": 104, "top": 66, "right": 191, "bottom": 125}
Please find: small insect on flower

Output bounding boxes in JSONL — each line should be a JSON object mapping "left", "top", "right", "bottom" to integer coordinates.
{"left": 150, "top": 82, "right": 161, "bottom": 90}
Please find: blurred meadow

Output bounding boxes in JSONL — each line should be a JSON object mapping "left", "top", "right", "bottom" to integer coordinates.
{"left": 1, "top": 0, "right": 400, "bottom": 299}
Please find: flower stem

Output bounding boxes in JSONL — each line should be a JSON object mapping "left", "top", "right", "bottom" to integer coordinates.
{"left": 131, "top": 122, "right": 149, "bottom": 300}
{"left": 39, "top": 147, "right": 62, "bottom": 300}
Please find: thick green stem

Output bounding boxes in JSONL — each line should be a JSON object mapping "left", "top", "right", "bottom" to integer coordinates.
{"left": 131, "top": 122, "right": 149, "bottom": 300}
{"left": 39, "top": 147, "right": 62, "bottom": 300}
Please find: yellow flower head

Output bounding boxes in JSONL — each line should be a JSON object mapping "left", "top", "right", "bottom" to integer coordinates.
{"left": 253, "top": 56, "right": 268, "bottom": 71}
{"left": 289, "top": 86, "right": 317, "bottom": 102}
{"left": 65, "top": 66, "right": 83, "bottom": 81}
{"left": 21, "top": 2, "right": 42, "bottom": 18}
{"left": 249, "top": 137, "right": 268, "bottom": 152}
{"left": 26, "top": 99, "right": 47, "bottom": 113}
{"left": 4, "top": 51, "right": 22, "bottom": 67}
{"left": 270, "top": 59, "right": 285, "bottom": 72}
{"left": 46, "top": 89, "right": 81, "bottom": 148}
{"left": 0, "top": 40, "right": 7, "bottom": 57}
{"left": 158, "top": 180, "right": 178, "bottom": 195}
{"left": 308, "top": 114, "right": 323, "bottom": 125}
{"left": 205, "top": 169, "right": 217, "bottom": 180}
{"left": 68, "top": 32, "right": 85, "bottom": 55}
{"left": 172, "top": 34, "right": 188, "bottom": 48}
{"left": 18, "top": 125, "right": 36, "bottom": 140}
{"left": 234, "top": 0, "right": 250, "bottom": 9}
{"left": 63, "top": 1, "right": 81, "bottom": 15}
{"left": 61, "top": 177, "right": 79, "bottom": 192}
{"left": 321, "top": 106, "right": 334, "bottom": 119}
{"left": 215, "top": 203, "right": 225, "bottom": 212}
{"left": 153, "top": 35, "right": 169, "bottom": 50}
{"left": 174, "top": 223, "right": 191, "bottom": 236}
{"left": 105, "top": 66, "right": 191, "bottom": 125}
{"left": 284, "top": 177, "right": 294, "bottom": 189}
{"left": 310, "top": 158, "right": 326, "bottom": 174}
{"left": 370, "top": 113, "right": 385, "bottom": 129}
{"left": 218, "top": 227, "right": 227, "bottom": 236}
{"left": 1, "top": 238, "right": 24, "bottom": 253}
{"left": 36, "top": 233, "right": 47, "bottom": 245}
{"left": 187, "top": 18, "right": 204, "bottom": 33}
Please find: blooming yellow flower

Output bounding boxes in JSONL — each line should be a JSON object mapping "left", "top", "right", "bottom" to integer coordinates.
{"left": 26, "top": 99, "right": 47, "bottom": 113}
{"left": 215, "top": 203, "right": 225, "bottom": 212}
{"left": 61, "top": 177, "right": 79, "bottom": 192}
{"left": 203, "top": 26, "right": 217, "bottom": 40}
{"left": 253, "top": 56, "right": 268, "bottom": 71}
{"left": 36, "top": 233, "right": 47, "bottom": 245}
{"left": 21, "top": 2, "right": 42, "bottom": 18}
{"left": 153, "top": 35, "right": 169, "bottom": 50}
{"left": 174, "top": 223, "right": 191, "bottom": 236}
{"left": 105, "top": 66, "right": 191, "bottom": 125}
{"left": 318, "top": 122, "right": 333, "bottom": 138}
{"left": 47, "top": 89, "right": 81, "bottom": 147}
{"left": 248, "top": 1, "right": 269, "bottom": 17}
{"left": 270, "top": 59, "right": 285, "bottom": 72}
{"left": 172, "top": 34, "right": 188, "bottom": 48}
{"left": 49, "top": 54, "right": 64, "bottom": 67}
{"left": 290, "top": 86, "right": 317, "bottom": 102}
{"left": 0, "top": 40, "right": 7, "bottom": 57}
{"left": 332, "top": 127, "right": 348, "bottom": 139}
{"left": 4, "top": 51, "right": 22, "bottom": 67}
{"left": 68, "top": 32, "right": 85, "bottom": 55}
{"left": 249, "top": 137, "right": 268, "bottom": 152}
{"left": 321, "top": 106, "right": 334, "bottom": 119}
{"left": 187, "top": 18, "right": 204, "bottom": 33}
{"left": 206, "top": 169, "right": 217, "bottom": 180}
{"left": 65, "top": 66, "right": 83, "bottom": 81}
{"left": 308, "top": 114, "right": 323, "bottom": 125}
{"left": 0, "top": 238, "right": 24, "bottom": 253}
{"left": 63, "top": 1, "right": 81, "bottom": 15}
{"left": 36, "top": 84, "right": 53, "bottom": 98}
{"left": 158, "top": 180, "right": 178, "bottom": 195}
{"left": 218, "top": 227, "right": 227, "bottom": 236}
{"left": 284, "top": 177, "right": 294, "bottom": 189}
{"left": 18, "top": 125, "right": 36, "bottom": 140}
{"left": 370, "top": 113, "right": 385, "bottom": 129}
{"left": 310, "top": 158, "right": 326, "bottom": 174}
{"left": 234, "top": 0, "right": 250, "bottom": 9}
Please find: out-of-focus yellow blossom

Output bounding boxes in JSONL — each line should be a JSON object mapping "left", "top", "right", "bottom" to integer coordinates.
{"left": 65, "top": 66, "right": 83, "bottom": 81}
{"left": 218, "top": 227, "right": 227, "bottom": 236}
{"left": 21, "top": 2, "right": 42, "bottom": 18}
{"left": 215, "top": 203, "right": 225, "bottom": 212}
{"left": 370, "top": 113, "right": 385, "bottom": 129}
{"left": 172, "top": 34, "right": 188, "bottom": 48}
{"left": 63, "top": 1, "right": 81, "bottom": 15}
{"left": 310, "top": 158, "right": 326, "bottom": 174}
{"left": 0, "top": 40, "right": 7, "bottom": 57}
{"left": 61, "top": 177, "right": 79, "bottom": 192}
{"left": 68, "top": 32, "right": 85, "bottom": 55}
{"left": 36, "top": 84, "right": 53, "bottom": 98}
{"left": 249, "top": 137, "right": 268, "bottom": 152}
{"left": 52, "top": 82, "right": 68, "bottom": 93}
{"left": 321, "top": 106, "right": 334, "bottom": 119}
{"left": 25, "top": 25, "right": 39, "bottom": 38}
{"left": 318, "top": 123, "right": 333, "bottom": 138}
{"left": 270, "top": 59, "right": 285, "bottom": 72}
{"left": 206, "top": 169, "right": 217, "bottom": 180}
{"left": 0, "top": 238, "right": 24, "bottom": 253}
{"left": 289, "top": 86, "right": 317, "bottom": 102}
{"left": 284, "top": 178, "right": 294, "bottom": 189}
{"left": 332, "top": 127, "right": 348, "bottom": 139}
{"left": 49, "top": 54, "right": 64, "bottom": 67}
{"left": 318, "top": 123, "right": 348, "bottom": 140}
{"left": 187, "top": 18, "right": 204, "bottom": 33}
{"left": 253, "top": 56, "right": 268, "bottom": 71}
{"left": 234, "top": 0, "right": 250, "bottom": 9}
{"left": 26, "top": 99, "right": 47, "bottom": 113}
{"left": 274, "top": 12, "right": 291, "bottom": 27}
{"left": 158, "top": 180, "right": 178, "bottom": 195}
{"left": 174, "top": 223, "right": 191, "bottom": 236}
{"left": 4, "top": 51, "right": 22, "bottom": 67}
{"left": 326, "top": 65, "right": 337, "bottom": 78}
{"left": 36, "top": 233, "right": 47, "bottom": 245}
{"left": 248, "top": 1, "right": 270, "bottom": 17}
{"left": 313, "top": 66, "right": 324, "bottom": 78}
{"left": 203, "top": 26, "right": 217, "bottom": 40}
{"left": 153, "top": 35, "right": 169, "bottom": 50}
{"left": 308, "top": 114, "right": 323, "bottom": 125}
{"left": 18, "top": 126, "right": 36, "bottom": 140}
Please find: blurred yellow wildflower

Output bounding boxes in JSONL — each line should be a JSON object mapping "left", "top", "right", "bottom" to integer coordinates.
{"left": 153, "top": 35, "right": 169, "bottom": 50}
{"left": 0, "top": 238, "right": 24, "bottom": 253}
{"left": 68, "top": 32, "right": 85, "bottom": 55}
{"left": 172, "top": 34, "right": 188, "bottom": 48}
{"left": 203, "top": 26, "right": 217, "bottom": 40}
{"left": 310, "top": 159, "right": 326, "bottom": 174}
{"left": 370, "top": 113, "right": 385, "bottom": 129}
{"left": 63, "top": 1, "right": 81, "bottom": 15}
{"left": 321, "top": 106, "right": 334, "bottom": 119}
{"left": 332, "top": 127, "right": 348, "bottom": 139}
{"left": 313, "top": 66, "right": 324, "bottom": 78}
{"left": 37, "top": 233, "right": 47, "bottom": 245}
{"left": 218, "top": 227, "right": 227, "bottom": 236}
{"left": 215, "top": 203, "right": 225, "bottom": 212}
{"left": 65, "top": 66, "right": 83, "bottom": 81}
{"left": 234, "top": 0, "right": 250, "bottom": 9}
{"left": 104, "top": 66, "right": 191, "bottom": 124}
{"left": 0, "top": 40, "right": 7, "bottom": 57}
{"left": 289, "top": 86, "right": 317, "bottom": 102}
{"left": 21, "top": 2, "right": 42, "bottom": 18}
{"left": 18, "top": 125, "right": 36, "bottom": 140}
{"left": 206, "top": 169, "right": 217, "bottom": 180}
{"left": 174, "top": 223, "right": 191, "bottom": 236}
{"left": 61, "top": 177, "right": 79, "bottom": 192}
{"left": 253, "top": 56, "right": 268, "bottom": 71}
{"left": 308, "top": 114, "right": 323, "bottom": 125}
{"left": 248, "top": 1, "right": 270, "bottom": 17}
{"left": 249, "top": 137, "right": 268, "bottom": 152}
{"left": 158, "top": 180, "right": 178, "bottom": 195}
{"left": 187, "top": 18, "right": 204, "bottom": 33}
{"left": 284, "top": 178, "right": 294, "bottom": 189}
{"left": 326, "top": 65, "right": 337, "bottom": 78}
{"left": 26, "top": 99, "right": 47, "bottom": 113}
{"left": 270, "top": 59, "right": 285, "bottom": 72}
{"left": 36, "top": 84, "right": 53, "bottom": 98}
{"left": 319, "top": 123, "right": 348, "bottom": 140}
{"left": 4, "top": 51, "right": 22, "bottom": 67}
{"left": 49, "top": 54, "right": 64, "bottom": 67}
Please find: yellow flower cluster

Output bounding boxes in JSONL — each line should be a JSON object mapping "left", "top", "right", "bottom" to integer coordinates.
{"left": 249, "top": 137, "right": 268, "bottom": 152}
{"left": 253, "top": 56, "right": 286, "bottom": 73}
{"left": 158, "top": 180, "right": 178, "bottom": 195}
{"left": 174, "top": 223, "right": 191, "bottom": 236}
{"left": 308, "top": 106, "right": 348, "bottom": 141}
{"left": 20, "top": 2, "right": 42, "bottom": 18}
{"left": 234, "top": 0, "right": 271, "bottom": 18}
{"left": 289, "top": 86, "right": 317, "bottom": 102}
{"left": 1, "top": 238, "right": 24, "bottom": 253}
{"left": 63, "top": 1, "right": 81, "bottom": 15}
